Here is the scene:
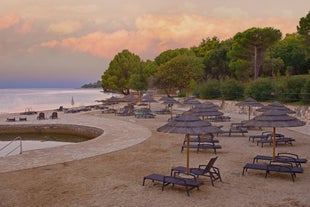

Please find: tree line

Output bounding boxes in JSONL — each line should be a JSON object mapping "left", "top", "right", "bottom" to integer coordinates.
{"left": 101, "top": 11, "right": 310, "bottom": 103}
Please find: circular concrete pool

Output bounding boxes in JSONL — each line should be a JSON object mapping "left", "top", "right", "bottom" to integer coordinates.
{"left": 0, "top": 124, "right": 104, "bottom": 156}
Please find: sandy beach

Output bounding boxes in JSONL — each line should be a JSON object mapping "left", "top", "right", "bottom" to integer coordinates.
{"left": 0, "top": 101, "right": 309, "bottom": 207}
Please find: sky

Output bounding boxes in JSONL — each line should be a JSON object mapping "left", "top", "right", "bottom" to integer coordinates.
{"left": 0, "top": 0, "right": 309, "bottom": 88}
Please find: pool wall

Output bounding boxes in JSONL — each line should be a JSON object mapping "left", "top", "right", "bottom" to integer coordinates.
{"left": 0, "top": 124, "right": 104, "bottom": 139}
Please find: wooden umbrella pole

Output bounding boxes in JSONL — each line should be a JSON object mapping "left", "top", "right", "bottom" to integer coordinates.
{"left": 272, "top": 127, "right": 276, "bottom": 161}
{"left": 248, "top": 106, "right": 251, "bottom": 120}
{"left": 186, "top": 134, "right": 190, "bottom": 174}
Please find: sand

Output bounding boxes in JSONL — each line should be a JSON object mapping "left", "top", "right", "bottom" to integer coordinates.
{"left": 0, "top": 102, "right": 309, "bottom": 207}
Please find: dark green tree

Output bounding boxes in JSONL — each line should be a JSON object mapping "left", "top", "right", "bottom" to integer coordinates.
{"left": 203, "top": 38, "right": 233, "bottom": 80}
{"left": 267, "top": 33, "right": 308, "bottom": 75}
{"left": 297, "top": 11, "right": 310, "bottom": 36}
{"left": 101, "top": 49, "right": 142, "bottom": 95}
{"left": 229, "top": 27, "right": 282, "bottom": 80}
{"left": 152, "top": 53, "right": 204, "bottom": 96}
{"left": 191, "top": 37, "right": 220, "bottom": 57}
{"left": 128, "top": 60, "right": 157, "bottom": 92}
{"left": 154, "top": 48, "right": 190, "bottom": 66}
{"left": 297, "top": 11, "right": 310, "bottom": 68}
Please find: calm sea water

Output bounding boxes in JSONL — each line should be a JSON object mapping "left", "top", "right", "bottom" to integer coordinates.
{"left": 0, "top": 88, "right": 113, "bottom": 114}
{"left": 0, "top": 88, "right": 114, "bottom": 156}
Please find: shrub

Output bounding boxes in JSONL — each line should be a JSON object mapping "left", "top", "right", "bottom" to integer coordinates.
{"left": 301, "top": 79, "right": 310, "bottom": 104}
{"left": 277, "top": 76, "right": 307, "bottom": 102}
{"left": 220, "top": 79, "right": 244, "bottom": 100}
{"left": 195, "top": 80, "right": 221, "bottom": 99}
{"left": 244, "top": 78, "right": 274, "bottom": 101}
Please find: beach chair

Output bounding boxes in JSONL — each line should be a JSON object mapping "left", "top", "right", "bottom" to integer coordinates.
{"left": 242, "top": 161, "right": 303, "bottom": 182}
{"left": 219, "top": 123, "right": 248, "bottom": 136}
{"left": 50, "top": 112, "right": 58, "bottom": 119}
{"left": 6, "top": 117, "right": 16, "bottom": 122}
{"left": 19, "top": 117, "right": 27, "bottom": 121}
{"left": 180, "top": 134, "right": 221, "bottom": 154}
{"left": 253, "top": 153, "right": 308, "bottom": 167}
{"left": 171, "top": 156, "right": 222, "bottom": 186}
{"left": 37, "top": 112, "right": 45, "bottom": 120}
{"left": 142, "top": 173, "right": 203, "bottom": 196}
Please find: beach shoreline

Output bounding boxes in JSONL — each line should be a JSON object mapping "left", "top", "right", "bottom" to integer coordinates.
{"left": 0, "top": 102, "right": 309, "bottom": 207}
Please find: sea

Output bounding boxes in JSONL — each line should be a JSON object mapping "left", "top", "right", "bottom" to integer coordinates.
{"left": 0, "top": 88, "right": 114, "bottom": 156}
{"left": 0, "top": 88, "right": 113, "bottom": 114}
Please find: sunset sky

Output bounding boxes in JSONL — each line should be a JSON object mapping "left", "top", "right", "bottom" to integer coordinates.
{"left": 0, "top": 0, "right": 309, "bottom": 88}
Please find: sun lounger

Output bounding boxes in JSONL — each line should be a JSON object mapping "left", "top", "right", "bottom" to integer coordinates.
{"left": 181, "top": 134, "right": 221, "bottom": 154}
{"left": 134, "top": 109, "right": 156, "bottom": 118}
{"left": 256, "top": 137, "right": 295, "bottom": 147}
{"left": 253, "top": 153, "right": 308, "bottom": 167}
{"left": 208, "top": 115, "right": 231, "bottom": 122}
{"left": 219, "top": 128, "right": 248, "bottom": 136}
{"left": 181, "top": 143, "right": 221, "bottom": 154}
{"left": 19, "top": 117, "right": 27, "bottom": 121}
{"left": 142, "top": 173, "right": 203, "bottom": 196}
{"left": 242, "top": 162, "right": 303, "bottom": 182}
{"left": 6, "top": 117, "right": 16, "bottom": 122}
{"left": 171, "top": 156, "right": 222, "bottom": 186}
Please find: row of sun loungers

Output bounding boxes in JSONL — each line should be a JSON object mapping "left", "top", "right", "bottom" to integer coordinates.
{"left": 248, "top": 131, "right": 295, "bottom": 147}
{"left": 253, "top": 153, "right": 308, "bottom": 167}
{"left": 248, "top": 131, "right": 284, "bottom": 142}
{"left": 243, "top": 162, "right": 303, "bottom": 182}
{"left": 208, "top": 115, "right": 231, "bottom": 122}
{"left": 134, "top": 108, "right": 156, "bottom": 118}
{"left": 256, "top": 137, "right": 295, "bottom": 147}
{"left": 6, "top": 117, "right": 27, "bottom": 122}
{"left": 242, "top": 153, "right": 307, "bottom": 182}
{"left": 143, "top": 157, "right": 222, "bottom": 196}
{"left": 180, "top": 135, "right": 222, "bottom": 154}
{"left": 219, "top": 123, "right": 248, "bottom": 137}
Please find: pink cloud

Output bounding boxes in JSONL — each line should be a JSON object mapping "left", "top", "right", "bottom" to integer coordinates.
{"left": 17, "top": 22, "right": 32, "bottom": 34}
{"left": 0, "top": 15, "right": 20, "bottom": 30}
{"left": 39, "top": 30, "right": 152, "bottom": 59}
{"left": 38, "top": 14, "right": 300, "bottom": 60}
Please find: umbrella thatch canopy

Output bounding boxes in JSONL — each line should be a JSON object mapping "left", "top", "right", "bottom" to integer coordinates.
{"left": 157, "top": 112, "right": 221, "bottom": 173}
{"left": 188, "top": 102, "right": 223, "bottom": 120}
{"left": 256, "top": 102, "right": 295, "bottom": 114}
{"left": 183, "top": 98, "right": 202, "bottom": 107}
{"left": 104, "top": 96, "right": 122, "bottom": 104}
{"left": 236, "top": 97, "right": 263, "bottom": 120}
{"left": 245, "top": 109, "right": 305, "bottom": 160}
{"left": 121, "top": 95, "right": 138, "bottom": 103}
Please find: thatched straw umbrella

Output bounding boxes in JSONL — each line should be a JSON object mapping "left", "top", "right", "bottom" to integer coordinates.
{"left": 256, "top": 102, "right": 295, "bottom": 114}
{"left": 245, "top": 109, "right": 305, "bottom": 160}
{"left": 121, "top": 95, "right": 138, "bottom": 103}
{"left": 157, "top": 112, "right": 222, "bottom": 173}
{"left": 188, "top": 102, "right": 222, "bottom": 120}
{"left": 141, "top": 94, "right": 157, "bottom": 109}
{"left": 235, "top": 97, "right": 263, "bottom": 120}
{"left": 160, "top": 96, "right": 180, "bottom": 120}
{"left": 183, "top": 98, "right": 201, "bottom": 108}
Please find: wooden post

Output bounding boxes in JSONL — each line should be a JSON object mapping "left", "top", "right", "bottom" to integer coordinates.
{"left": 186, "top": 134, "right": 190, "bottom": 174}
{"left": 272, "top": 127, "right": 276, "bottom": 160}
